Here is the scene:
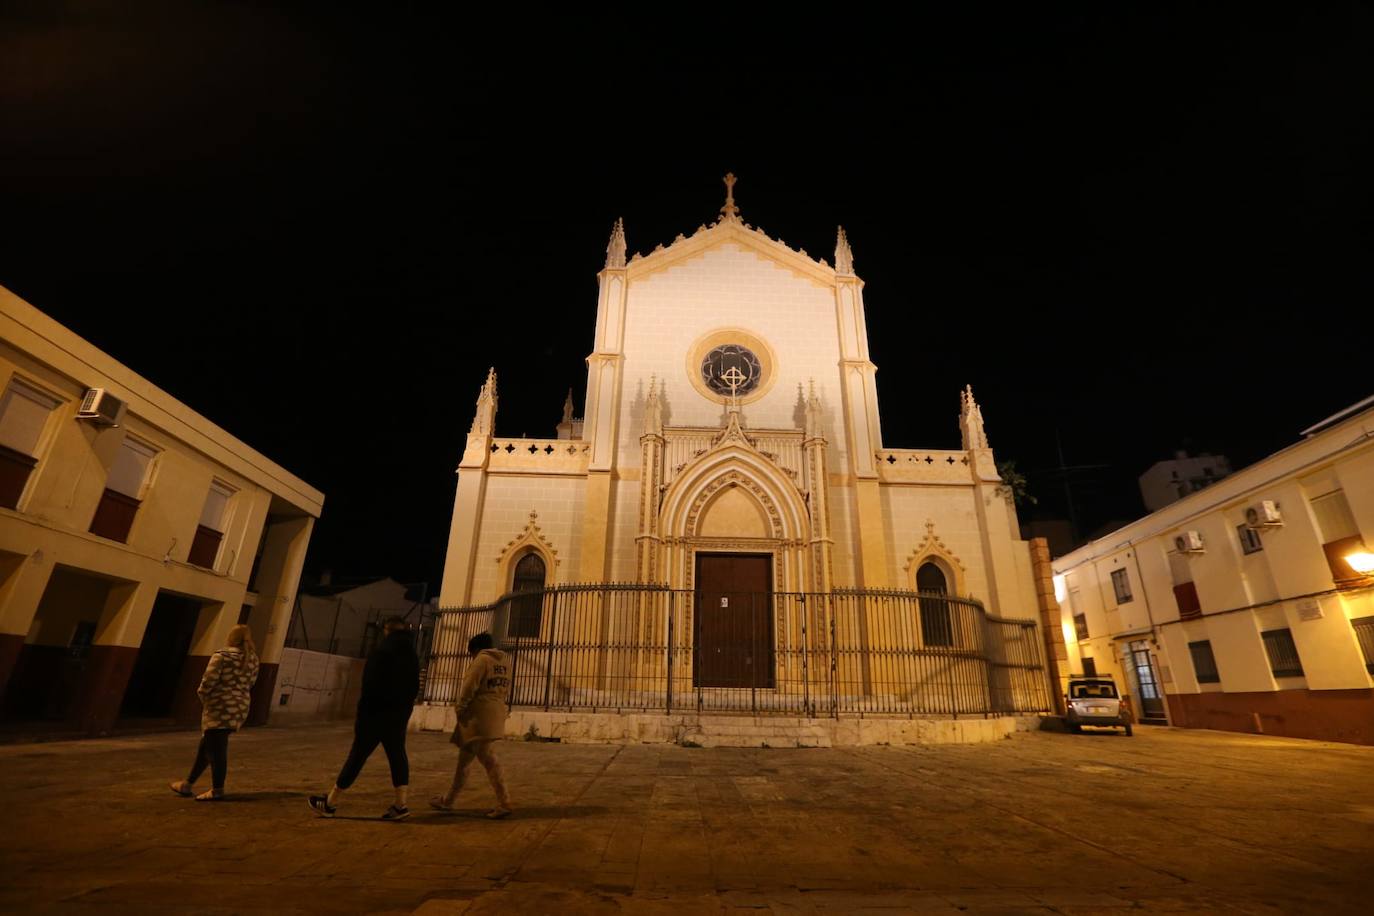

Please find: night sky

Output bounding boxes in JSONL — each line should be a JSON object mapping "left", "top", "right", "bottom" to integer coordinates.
{"left": 2, "top": 4, "right": 1370, "bottom": 589}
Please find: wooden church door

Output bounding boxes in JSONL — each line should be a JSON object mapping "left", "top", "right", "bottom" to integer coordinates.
{"left": 694, "top": 553, "right": 774, "bottom": 688}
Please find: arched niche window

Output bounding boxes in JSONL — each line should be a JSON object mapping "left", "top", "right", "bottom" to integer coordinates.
{"left": 917, "top": 561, "right": 954, "bottom": 647}
{"left": 509, "top": 552, "right": 546, "bottom": 639}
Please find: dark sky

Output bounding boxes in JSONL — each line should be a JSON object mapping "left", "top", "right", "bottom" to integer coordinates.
{"left": 2, "top": 4, "right": 1371, "bottom": 587}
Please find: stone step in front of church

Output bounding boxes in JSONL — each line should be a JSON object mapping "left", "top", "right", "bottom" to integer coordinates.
{"left": 409, "top": 704, "right": 1045, "bottom": 748}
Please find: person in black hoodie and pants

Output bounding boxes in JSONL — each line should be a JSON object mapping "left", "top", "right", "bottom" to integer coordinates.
{"left": 309, "top": 616, "right": 420, "bottom": 820}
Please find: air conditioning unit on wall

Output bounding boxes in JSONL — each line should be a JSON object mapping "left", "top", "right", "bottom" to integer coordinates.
{"left": 1174, "top": 530, "right": 1205, "bottom": 554}
{"left": 1245, "top": 500, "right": 1283, "bottom": 529}
{"left": 76, "top": 388, "right": 126, "bottom": 427}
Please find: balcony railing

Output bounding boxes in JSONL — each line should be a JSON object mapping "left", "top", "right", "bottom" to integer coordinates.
{"left": 420, "top": 584, "right": 1051, "bottom": 718}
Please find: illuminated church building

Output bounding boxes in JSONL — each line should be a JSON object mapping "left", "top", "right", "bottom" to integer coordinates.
{"left": 439, "top": 176, "right": 1044, "bottom": 635}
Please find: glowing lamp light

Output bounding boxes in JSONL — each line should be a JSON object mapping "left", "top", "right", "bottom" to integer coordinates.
{"left": 1344, "top": 551, "right": 1374, "bottom": 575}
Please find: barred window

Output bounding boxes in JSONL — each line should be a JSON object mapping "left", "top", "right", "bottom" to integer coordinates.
{"left": 1073, "top": 613, "right": 1088, "bottom": 641}
{"left": 1188, "top": 640, "right": 1220, "bottom": 684}
{"left": 1352, "top": 617, "right": 1374, "bottom": 675}
{"left": 1111, "top": 568, "right": 1133, "bottom": 604}
{"left": 1261, "top": 628, "right": 1304, "bottom": 679}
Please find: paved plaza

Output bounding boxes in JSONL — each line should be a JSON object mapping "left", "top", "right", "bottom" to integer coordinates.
{"left": 0, "top": 722, "right": 1370, "bottom": 914}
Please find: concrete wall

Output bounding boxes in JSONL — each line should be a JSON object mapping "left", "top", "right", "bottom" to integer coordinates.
{"left": 271, "top": 647, "right": 365, "bottom": 724}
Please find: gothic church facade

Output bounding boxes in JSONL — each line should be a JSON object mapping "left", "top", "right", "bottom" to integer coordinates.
{"left": 439, "top": 177, "right": 1041, "bottom": 633}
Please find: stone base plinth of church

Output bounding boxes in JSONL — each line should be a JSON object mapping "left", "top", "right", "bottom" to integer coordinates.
{"left": 409, "top": 703, "right": 1043, "bottom": 748}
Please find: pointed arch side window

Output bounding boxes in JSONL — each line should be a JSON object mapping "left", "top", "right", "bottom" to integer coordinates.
{"left": 509, "top": 553, "right": 546, "bottom": 639}
{"left": 917, "top": 562, "right": 954, "bottom": 647}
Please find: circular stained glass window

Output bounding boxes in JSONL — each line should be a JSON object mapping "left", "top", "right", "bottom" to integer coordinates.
{"left": 700, "top": 344, "right": 762, "bottom": 396}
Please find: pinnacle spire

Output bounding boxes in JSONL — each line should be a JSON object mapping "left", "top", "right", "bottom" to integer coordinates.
{"left": 643, "top": 375, "right": 663, "bottom": 435}
{"left": 562, "top": 388, "right": 574, "bottom": 423}
{"left": 959, "top": 385, "right": 989, "bottom": 450}
{"left": 470, "top": 368, "right": 498, "bottom": 436}
{"left": 835, "top": 226, "right": 854, "bottom": 274}
{"left": 605, "top": 217, "right": 626, "bottom": 269}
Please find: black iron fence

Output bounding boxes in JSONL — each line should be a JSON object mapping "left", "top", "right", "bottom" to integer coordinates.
{"left": 421, "top": 584, "right": 1050, "bottom": 718}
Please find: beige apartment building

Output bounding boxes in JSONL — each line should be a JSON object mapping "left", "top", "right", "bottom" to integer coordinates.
{"left": 0, "top": 286, "right": 322, "bottom": 735}
{"left": 1054, "top": 397, "right": 1374, "bottom": 744}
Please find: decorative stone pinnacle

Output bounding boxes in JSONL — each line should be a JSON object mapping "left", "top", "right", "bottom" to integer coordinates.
{"left": 643, "top": 375, "right": 663, "bottom": 436}
{"left": 835, "top": 226, "right": 854, "bottom": 274}
{"left": 471, "top": 367, "right": 499, "bottom": 436}
{"left": 720, "top": 173, "right": 740, "bottom": 222}
{"left": 605, "top": 218, "right": 627, "bottom": 269}
{"left": 562, "top": 389, "right": 574, "bottom": 423}
{"left": 959, "top": 385, "right": 989, "bottom": 450}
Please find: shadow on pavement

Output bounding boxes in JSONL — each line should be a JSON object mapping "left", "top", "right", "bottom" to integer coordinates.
{"left": 407, "top": 805, "right": 610, "bottom": 824}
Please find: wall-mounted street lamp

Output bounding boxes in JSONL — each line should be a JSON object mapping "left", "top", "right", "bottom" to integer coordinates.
{"left": 1343, "top": 551, "right": 1374, "bottom": 576}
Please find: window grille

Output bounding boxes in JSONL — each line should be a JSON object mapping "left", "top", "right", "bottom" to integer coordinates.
{"left": 1352, "top": 617, "right": 1374, "bottom": 675}
{"left": 1188, "top": 640, "right": 1220, "bottom": 684}
{"left": 1261, "top": 628, "right": 1304, "bottom": 679}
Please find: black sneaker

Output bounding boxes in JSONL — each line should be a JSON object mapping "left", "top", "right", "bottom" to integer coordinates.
{"left": 381, "top": 804, "right": 410, "bottom": 821}
{"left": 308, "top": 795, "right": 336, "bottom": 818}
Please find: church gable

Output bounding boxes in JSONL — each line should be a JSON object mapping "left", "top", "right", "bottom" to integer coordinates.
{"left": 627, "top": 220, "right": 835, "bottom": 289}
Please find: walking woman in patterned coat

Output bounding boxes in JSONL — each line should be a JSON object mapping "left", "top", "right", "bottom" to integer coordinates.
{"left": 169, "top": 624, "right": 260, "bottom": 801}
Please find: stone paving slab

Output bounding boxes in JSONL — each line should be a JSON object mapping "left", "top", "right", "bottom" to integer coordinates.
{"left": 1, "top": 722, "right": 1371, "bottom": 913}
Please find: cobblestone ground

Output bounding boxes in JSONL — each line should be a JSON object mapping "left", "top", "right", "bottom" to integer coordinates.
{"left": 0, "top": 722, "right": 1371, "bottom": 914}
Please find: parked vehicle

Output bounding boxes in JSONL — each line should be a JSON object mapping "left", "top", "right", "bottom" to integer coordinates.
{"left": 1065, "top": 675, "right": 1133, "bottom": 736}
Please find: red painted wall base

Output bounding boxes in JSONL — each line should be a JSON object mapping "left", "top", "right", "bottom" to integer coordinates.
{"left": 1167, "top": 688, "right": 1374, "bottom": 746}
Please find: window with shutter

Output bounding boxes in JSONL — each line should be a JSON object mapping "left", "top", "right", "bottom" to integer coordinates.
{"left": 1110, "top": 568, "right": 1133, "bottom": 604}
{"left": 1168, "top": 551, "right": 1201, "bottom": 619}
{"left": 90, "top": 435, "right": 157, "bottom": 542}
{"left": 188, "top": 479, "right": 236, "bottom": 569}
{"left": 0, "top": 379, "right": 62, "bottom": 510}
{"left": 1310, "top": 490, "right": 1366, "bottom": 584}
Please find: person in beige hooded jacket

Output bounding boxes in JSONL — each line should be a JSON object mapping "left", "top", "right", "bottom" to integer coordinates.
{"left": 430, "top": 632, "right": 513, "bottom": 818}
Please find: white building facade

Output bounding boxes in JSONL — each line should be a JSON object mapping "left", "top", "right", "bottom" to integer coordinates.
{"left": 1055, "top": 400, "right": 1374, "bottom": 744}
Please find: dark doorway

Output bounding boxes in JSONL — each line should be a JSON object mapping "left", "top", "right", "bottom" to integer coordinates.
{"left": 120, "top": 593, "right": 203, "bottom": 719}
{"left": 694, "top": 553, "right": 773, "bottom": 688}
{"left": 2, "top": 567, "right": 114, "bottom": 722}
{"left": 1125, "top": 639, "right": 1168, "bottom": 722}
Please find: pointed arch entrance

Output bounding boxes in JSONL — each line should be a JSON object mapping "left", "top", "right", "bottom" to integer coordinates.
{"left": 651, "top": 420, "right": 813, "bottom": 691}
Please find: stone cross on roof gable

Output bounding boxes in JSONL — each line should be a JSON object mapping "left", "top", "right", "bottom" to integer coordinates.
{"left": 720, "top": 173, "right": 740, "bottom": 222}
